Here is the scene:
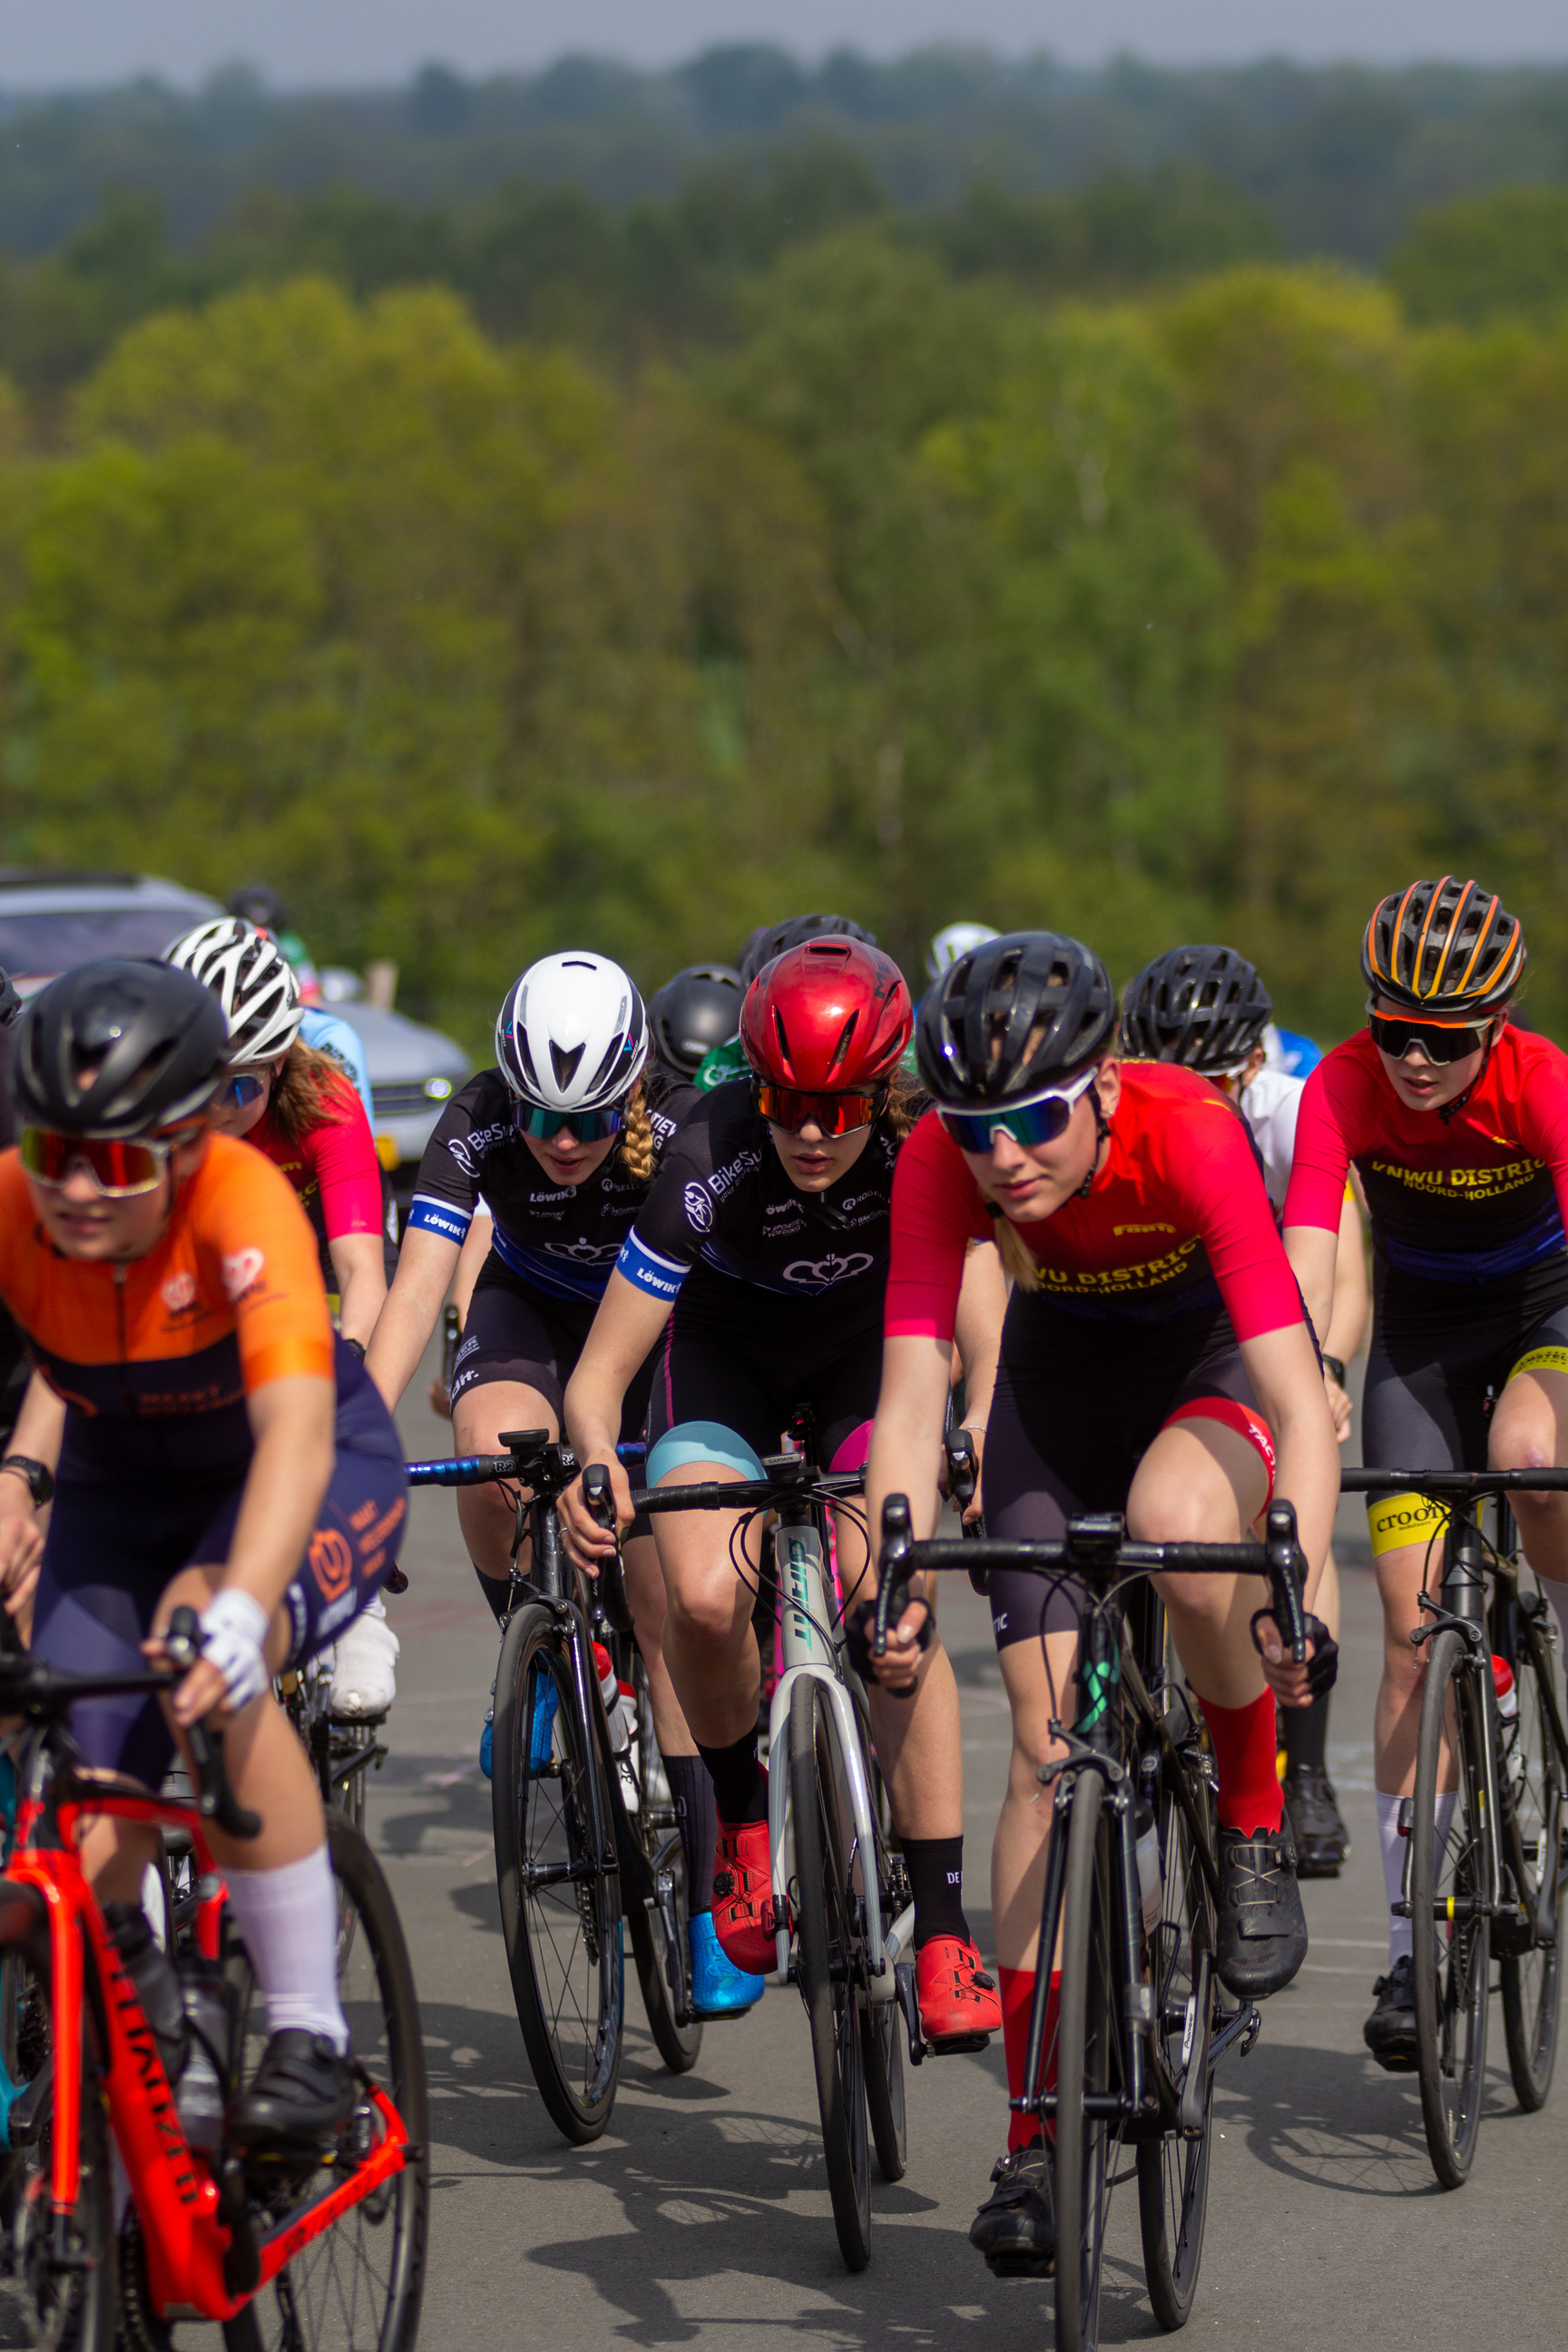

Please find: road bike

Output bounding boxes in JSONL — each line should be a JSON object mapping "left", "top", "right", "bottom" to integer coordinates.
{"left": 1344, "top": 1466, "right": 1568, "bottom": 2188}
{"left": 876, "top": 1495, "right": 1310, "bottom": 2351}
{"left": 626, "top": 1448, "right": 918, "bottom": 2274}
{"left": 406, "top": 1431, "right": 700, "bottom": 2147}
{"left": 0, "top": 1606, "right": 427, "bottom": 2351}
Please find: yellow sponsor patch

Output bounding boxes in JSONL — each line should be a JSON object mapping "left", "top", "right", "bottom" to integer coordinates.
{"left": 1367, "top": 1490, "right": 1450, "bottom": 1555}
{"left": 1506, "top": 1345, "right": 1568, "bottom": 1383}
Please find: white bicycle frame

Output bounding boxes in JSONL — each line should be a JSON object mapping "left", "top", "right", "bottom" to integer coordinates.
{"left": 765, "top": 1513, "right": 915, "bottom": 1998}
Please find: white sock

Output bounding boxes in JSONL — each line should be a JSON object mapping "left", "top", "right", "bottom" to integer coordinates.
{"left": 363, "top": 1591, "right": 387, "bottom": 1624}
{"left": 224, "top": 1848, "right": 348, "bottom": 2053}
{"left": 1377, "top": 1789, "right": 1458, "bottom": 1967}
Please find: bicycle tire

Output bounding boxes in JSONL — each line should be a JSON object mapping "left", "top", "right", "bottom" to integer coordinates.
{"left": 0, "top": 1937, "right": 114, "bottom": 2352}
{"left": 627, "top": 1651, "right": 701, "bottom": 2076}
{"left": 1054, "top": 1772, "right": 1118, "bottom": 2352}
{"left": 223, "top": 1810, "right": 429, "bottom": 2352}
{"left": 1499, "top": 1611, "right": 1564, "bottom": 2111}
{"left": 789, "top": 1673, "right": 871, "bottom": 2273}
{"left": 492, "top": 1602, "right": 623, "bottom": 2144}
{"left": 1138, "top": 1732, "right": 1216, "bottom": 2331}
{"left": 1410, "top": 1627, "right": 1490, "bottom": 2189}
{"left": 861, "top": 1756, "right": 907, "bottom": 2185}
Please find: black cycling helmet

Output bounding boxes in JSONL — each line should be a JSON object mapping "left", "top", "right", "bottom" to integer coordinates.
{"left": 740, "top": 914, "right": 877, "bottom": 988}
{"left": 1121, "top": 946, "right": 1272, "bottom": 1073}
{"left": 13, "top": 960, "right": 230, "bottom": 1139}
{"left": 226, "top": 881, "right": 289, "bottom": 935}
{"left": 0, "top": 965, "right": 20, "bottom": 1032}
{"left": 916, "top": 931, "right": 1118, "bottom": 1105}
{"left": 647, "top": 964, "right": 744, "bottom": 1075}
{"left": 1362, "top": 876, "right": 1524, "bottom": 1014}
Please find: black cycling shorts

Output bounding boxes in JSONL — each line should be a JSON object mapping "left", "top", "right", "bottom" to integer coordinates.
{"left": 453, "top": 1253, "right": 654, "bottom": 1446}
{"left": 33, "top": 1439, "right": 407, "bottom": 1790}
{"left": 645, "top": 1278, "right": 884, "bottom": 1485}
{"left": 982, "top": 1294, "right": 1270, "bottom": 1651}
{"left": 1362, "top": 1251, "right": 1568, "bottom": 1554}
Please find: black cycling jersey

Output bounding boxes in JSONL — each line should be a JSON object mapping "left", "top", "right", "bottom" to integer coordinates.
{"left": 405, "top": 1062, "right": 693, "bottom": 1304}
{"left": 616, "top": 1079, "right": 907, "bottom": 1317}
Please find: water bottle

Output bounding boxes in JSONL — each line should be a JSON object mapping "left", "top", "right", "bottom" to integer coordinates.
{"left": 1491, "top": 1654, "right": 1518, "bottom": 1722}
{"left": 174, "top": 1955, "right": 237, "bottom": 2154}
{"left": 593, "top": 1642, "right": 634, "bottom": 1758}
{"left": 1133, "top": 1801, "right": 1162, "bottom": 1938}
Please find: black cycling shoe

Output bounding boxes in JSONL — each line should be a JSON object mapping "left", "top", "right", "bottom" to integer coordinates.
{"left": 1282, "top": 1765, "right": 1350, "bottom": 1877}
{"left": 228, "top": 2030, "right": 357, "bottom": 2152}
{"left": 969, "top": 2141, "right": 1055, "bottom": 2278}
{"left": 1215, "top": 1826, "right": 1308, "bottom": 1998}
{"left": 1363, "top": 1955, "right": 1418, "bottom": 2072}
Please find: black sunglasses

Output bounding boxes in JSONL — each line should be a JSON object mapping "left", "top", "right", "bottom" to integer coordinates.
{"left": 1367, "top": 1009, "right": 1492, "bottom": 1065}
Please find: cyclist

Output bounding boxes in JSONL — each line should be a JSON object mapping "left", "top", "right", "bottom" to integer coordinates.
{"left": 362, "top": 954, "right": 760, "bottom": 2014}
{"left": 647, "top": 965, "right": 745, "bottom": 1079}
{"left": 862, "top": 930, "right": 1338, "bottom": 2272}
{"left": 1122, "top": 943, "right": 1368, "bottom": 1873}
{"left": 926, "top": 922, "right": 999, "bottom": 979}
{"left": 227, "top": 882, "right": 322, "bottom": 1004}
{"left": 694, "top": 916, "right": 878, "bottom": 1093}
{"left": 1283, "top": 876, "right": 1568, "bottom": 2068}
{"left": 165, "top": 920, "right": 399, "bottom": 1718}
{"left": 559, "top": 936, "right": 1009, "bottom": 2046}
{"left": 0, "top": 959, "right": 407, "bottom": 2147}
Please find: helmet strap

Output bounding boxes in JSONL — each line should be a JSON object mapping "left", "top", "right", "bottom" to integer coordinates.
{"left": 1076, "top": 1083, "right": 1111, "bottom": 1199}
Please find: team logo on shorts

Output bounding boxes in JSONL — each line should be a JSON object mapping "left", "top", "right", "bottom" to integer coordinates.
{"left": 221, "top": 1248, "right": 265, "bottom": 1301}
{"left": 309, "top": 1527, "right": 356, "bottom": 1603}
{"left": 683, "top": 1183, "right": 713, "bottom": 1233}
{"left": 161, "top": 1272, "right": 197, "bottom": 1313}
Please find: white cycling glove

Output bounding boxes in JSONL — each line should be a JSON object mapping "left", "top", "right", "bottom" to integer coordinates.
{"left": 196, "top": 1589, "right": 273, "bottom": 1712}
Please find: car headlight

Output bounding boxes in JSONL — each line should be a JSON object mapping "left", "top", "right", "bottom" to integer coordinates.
{"left": 424, "top": 1077, "right": 455, "bottom": 1102}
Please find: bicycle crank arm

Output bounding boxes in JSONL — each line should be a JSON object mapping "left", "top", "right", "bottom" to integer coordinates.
{"left": 1207, "top": 2001, "right": 1262, "bottom": 2073}
{"left": 1178, "top": 1952, "right": 1215, "bottom": 2138}
{"left": 894, "top": 1961, "right": 926, "bottom": 2065}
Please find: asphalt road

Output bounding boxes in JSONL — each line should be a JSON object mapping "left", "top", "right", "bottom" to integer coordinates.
{"left": 378, "top": 1365, "right": 1568, "bottom": 2351}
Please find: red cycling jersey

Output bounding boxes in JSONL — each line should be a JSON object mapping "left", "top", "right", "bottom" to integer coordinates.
{"left": 1283, "top": 1024, "right": 1568, "bottom": 1284}
{"left": 886, "top": 1063, "right": 1303, "bottom": 1344}
{"left": 250, "top": 1076, "right": 383, "bottom": 1253}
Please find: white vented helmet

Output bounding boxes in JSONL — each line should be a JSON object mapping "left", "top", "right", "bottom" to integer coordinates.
{"left": 926, "top": 921, "right": 1001, "bottom": 981}
{"left": 163, "top": 918, "right": 304, "bottom": 1063}
{"left": 495, "top": 951, "right": 649, "bottom": 1112}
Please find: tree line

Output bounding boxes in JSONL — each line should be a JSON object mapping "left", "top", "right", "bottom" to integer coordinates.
{"left": 2, "top": 233, "right": 1566, "bottom": 1055}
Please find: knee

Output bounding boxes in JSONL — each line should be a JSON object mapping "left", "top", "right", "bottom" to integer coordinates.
{"left": 664, "top": 1575, "right": 741, "bottom": 1650}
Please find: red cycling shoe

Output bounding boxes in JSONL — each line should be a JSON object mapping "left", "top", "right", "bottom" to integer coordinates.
{"left": 916, "top": 1935, "right": 1002, "bottom": 2051}
{"left": 711, "top": 1814, "right": 779, "bottom": 1975}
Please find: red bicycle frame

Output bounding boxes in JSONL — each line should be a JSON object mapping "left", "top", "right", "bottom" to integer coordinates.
{"left": 5, "top": 1783, "right": 410, "bottom": 2326}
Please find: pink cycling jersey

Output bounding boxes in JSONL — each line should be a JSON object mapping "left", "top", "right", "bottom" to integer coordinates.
{"left": 252, "top": 1076, "right": 384, "bottom": 1249}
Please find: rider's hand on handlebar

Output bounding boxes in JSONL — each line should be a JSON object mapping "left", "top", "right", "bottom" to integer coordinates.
{"left": 1253, "top": 1612, "right": 1318, "bottom": 1709}
{"left": 0, "top": 1497, "right": 44, "bottom": 1627}
{"left": 559, "top": 1456, "right": 632, "bottom": 1573}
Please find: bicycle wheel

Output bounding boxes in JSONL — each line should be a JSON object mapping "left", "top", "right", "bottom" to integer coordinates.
{"left": 627, "top": 1651, "right": 701, "bottom": 2076}
{"left": 862, "top": 1759, "right": 907, "bottom": 2185}
{"left": 1410, "top": 1628, "right": 1491, "bottom": 2189}
{"left": 1499, "top": 1610, "right": 1564, "bottom": 2111}
{"left": 492, "top": 1602, "right": 623, "bottom": 2143}
{"left": 789, "top": 1674, "right": 871, "bottom": 2273}
{"left": 1055, "top": 1772, "right": 1122, "bottom": 2352}
{"left": 1138, "top": 1730, "right": 1217, "bottom": 2331}
{"left": 0, "top": 1926, "right": 114, "bottom": 2352}
{"left": 223, "top": 1811, "right": 429, "bottom": 2352}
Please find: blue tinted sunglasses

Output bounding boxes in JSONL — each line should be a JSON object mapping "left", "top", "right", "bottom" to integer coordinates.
{"left": 938, "top": 1063, "right": 1098, "bottom": 1154}
{"left": 514, "top": 1101, "right": 626, "bottom": 1143}
{"left": 220, "top": 1073, "right": 270, "bottom": 1111}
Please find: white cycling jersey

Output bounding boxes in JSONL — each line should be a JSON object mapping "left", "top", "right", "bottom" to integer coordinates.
{"left": 1237, "top": 1063, "right": 1302, "bottom": 1214}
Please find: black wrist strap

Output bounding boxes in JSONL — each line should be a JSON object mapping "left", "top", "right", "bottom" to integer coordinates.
{"left": 0, "top": 1455, "right": 54, "bottom": 1507}
{"left": 1320, "top": 1355, "right": 1345, "bottom": 1386}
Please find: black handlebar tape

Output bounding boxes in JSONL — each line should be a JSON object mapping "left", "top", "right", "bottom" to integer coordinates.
{"left": 1340, "top": 1466, "right": 1568, "bottom": 1494}
{"left": 583, "top": 1463, "right": 616, "bottom": 1532}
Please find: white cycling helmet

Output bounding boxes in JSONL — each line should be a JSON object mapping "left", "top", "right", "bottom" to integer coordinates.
{"left": 926, "top": 921, "right": 1001, "bottom": 981}
{"left": 495, "top": 951, "right": 649, "bottom": 1112}
{"left": 163, "top": 917, "right": 303, "bottom": 1063}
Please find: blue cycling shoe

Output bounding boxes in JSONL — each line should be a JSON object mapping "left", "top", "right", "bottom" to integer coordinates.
{"left": 480, "top": 1671, "right": 558, "bottom": 1782}
{"left": 688, "top": 1910, "right": 765, "bottom": 2017}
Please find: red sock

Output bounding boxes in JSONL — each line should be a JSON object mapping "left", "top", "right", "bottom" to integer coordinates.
{"left": 999, "top": 1965, "right": 1061, "bottom": 2151}
{"left": 1199, "top": 1690, "right": 1283, "bottom": 1835}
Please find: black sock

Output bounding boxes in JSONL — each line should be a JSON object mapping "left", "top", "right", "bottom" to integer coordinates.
{"left": 664, "top": 1754, "right": 718, "bottom": 1916}
{"left": 1283, "top": 1691, "right": 1329, "bottom": 1778}
{"left": 695, "top": 1730, "right": 767, "bottom": 1826}
{"left": 473, "top": 1561, "right": 511, "bottom": 1625}
{"left": 902, "top": 1836, "right": 971, "bottom": 1948}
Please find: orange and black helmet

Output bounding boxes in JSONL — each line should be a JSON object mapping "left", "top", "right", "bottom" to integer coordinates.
{"left": 1361, "top": 877, "right": 1524, "bottom": 1015}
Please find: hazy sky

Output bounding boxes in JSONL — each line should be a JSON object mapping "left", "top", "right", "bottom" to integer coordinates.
{"left": 4, "top": 0, "right": 1566, "bottom": 89}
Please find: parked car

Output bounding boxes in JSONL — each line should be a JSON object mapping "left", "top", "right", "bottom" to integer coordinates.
{"left": 0, "top": 871, "right": 469, "bottom": 1192}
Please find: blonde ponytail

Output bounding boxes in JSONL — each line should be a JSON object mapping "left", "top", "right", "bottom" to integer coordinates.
{"left": 616, "top": 1083, "right": 656, "bottom": 1186}
{"left": 987, "top": 1208, "right": 1041, "bottom": 1292}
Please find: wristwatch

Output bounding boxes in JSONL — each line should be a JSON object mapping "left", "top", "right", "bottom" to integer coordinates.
{"left": 1320, "top": 1355, "right": 1346, "bottom": 1387}
{"left": 0, "top": 1455, "right": 54, "bottom": 1506}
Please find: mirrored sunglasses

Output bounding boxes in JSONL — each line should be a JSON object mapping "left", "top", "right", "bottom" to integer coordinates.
{"left": 753, "top": 1083, "right": 881, "bottom": 1137}
{"left": 938, "top": 1062, "right": 1099, "bottom": 1154}
{"left": 20, "top": 1126, "right": 181, "bottom": 1197}
{"left": 220, "top": 1073, "right": 270, "bottom": 1111}
{"left": 1367, "top": 1009, "right": 1491, "bottom": 1065}
{"left": 513, "top": 1101, "right": 626, "bottom": 1143}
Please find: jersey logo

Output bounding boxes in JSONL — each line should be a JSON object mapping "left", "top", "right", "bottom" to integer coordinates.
{"left": 783, "top": 1250, "right": 874, "bottom": 1289}
{"left": 309, "top": 1528, "right": 355, "bottom": 1603}
{"left": 1113, "top": 1223, "right": 1175, "bottom": 1238}
{"left": 161, "top": 1272, "right": 197, "bottom": 1313}
{"left": 683, "top": 1183, "right": 714, "bottom": 1233}
{"left": 220, "top": 1249, "right": 265, "bottom": 1301}
{"left": 542, "top": 1238, "right": 621, "bottom": 1265}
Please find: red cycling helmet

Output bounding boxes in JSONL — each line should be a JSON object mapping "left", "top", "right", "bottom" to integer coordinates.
{"left": 740, "top": 937, "right": 913, "bottom": 1092}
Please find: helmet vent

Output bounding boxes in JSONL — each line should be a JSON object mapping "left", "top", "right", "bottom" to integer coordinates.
{"left": 549, "top": 1039, "right": 584, "bottom": 1092}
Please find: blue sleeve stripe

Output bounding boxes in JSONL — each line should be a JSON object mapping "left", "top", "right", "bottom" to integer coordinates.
{"left": 407, "top": 1193, "right": 474, "bottom": 1246}
{"left": 616, "top": 1228, "right": 688, "bottom": 1302}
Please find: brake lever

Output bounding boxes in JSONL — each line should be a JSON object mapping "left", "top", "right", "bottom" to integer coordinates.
{"left": 583, "top": 1463, "right": 617, "bottom": 1537}
{"left": 162, "top": 1605, "right": 263, "bottom": 1840}
{"left": 874, "top": 1494, "right": 915, "bottom": 1661}
{"left": 1261, "top": 1500, "right": 1308, "bottom": 1665}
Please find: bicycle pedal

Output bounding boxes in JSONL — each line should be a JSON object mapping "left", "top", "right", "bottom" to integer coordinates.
{"left": 925, "top": 2030, "right": 992, "bottom": 2056}
{"left": 984, "top": 2249, "right": 1055, "bottom": 2281}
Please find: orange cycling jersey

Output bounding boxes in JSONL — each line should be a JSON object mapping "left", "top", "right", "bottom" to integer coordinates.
{"left": 0, "top": 1133, "right": 334, "bottom": 1478}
